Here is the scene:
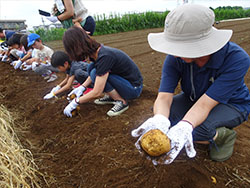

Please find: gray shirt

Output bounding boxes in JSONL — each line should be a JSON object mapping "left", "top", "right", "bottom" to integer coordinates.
{"left": 66, "top": 60, "right": 88, "bottom": 76}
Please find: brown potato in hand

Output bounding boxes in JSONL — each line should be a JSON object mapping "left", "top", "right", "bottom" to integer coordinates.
{"left": 140, "top": 129, "right": 171, "bottom": 157}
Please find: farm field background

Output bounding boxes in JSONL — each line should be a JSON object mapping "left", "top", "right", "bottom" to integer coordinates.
{"left": 0, "top": 18, "right": 250, "bottom": 187}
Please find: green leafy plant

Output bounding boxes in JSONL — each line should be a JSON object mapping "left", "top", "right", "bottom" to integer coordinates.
{"left": 33, "top": 7, "right": 250, "bottom": 42}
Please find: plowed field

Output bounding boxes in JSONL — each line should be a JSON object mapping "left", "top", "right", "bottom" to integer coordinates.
{"left": 0, "top": 18, "right": 250, "bottom": 187}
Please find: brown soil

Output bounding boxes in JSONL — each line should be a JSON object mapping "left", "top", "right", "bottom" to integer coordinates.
{"left": 1, "top": 19, "right": 250, "bottom": 188}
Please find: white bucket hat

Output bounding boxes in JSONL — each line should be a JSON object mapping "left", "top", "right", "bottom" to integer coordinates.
{"left": 148, "top": 4, "right": 233, "bottom": 58}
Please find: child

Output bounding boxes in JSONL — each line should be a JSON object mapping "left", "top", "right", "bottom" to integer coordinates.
{"left": 0, "top": 27, "right": 16, "bottom": 41}
{"left": 5, "top": 33, "right": 25, "bottom": 64}
{"left": 43, "top": 50, "right": 89, "bottom": 99}
{"left": 0, "top": 28, "right": 16, "bottom": 61}
{"left": 26, "top": 33, "right": 58, "bottom": 82}
{"left": 7, "top": 34, "right": 33, "bottom": 69}
{"left": 18, "top": 34, "right": 33, "bottom": 70}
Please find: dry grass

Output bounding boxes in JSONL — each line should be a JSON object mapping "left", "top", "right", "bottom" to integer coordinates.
{"left": 0, "top": 105, "right": 44, "bottom": 188}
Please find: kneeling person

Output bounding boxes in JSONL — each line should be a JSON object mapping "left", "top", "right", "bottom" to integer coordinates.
{"left": 63, "top": 26, "right": 143, "bottom": 117}
{"left": 43, "top": 51, "right": 89, "bottom": 99}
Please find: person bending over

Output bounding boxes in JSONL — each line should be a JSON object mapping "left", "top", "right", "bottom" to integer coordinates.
{"left": 43, "top": 50, "right": 89, "bottom": 99}
{"left": 62, "top": 26, "right": 143, "bottom": 117}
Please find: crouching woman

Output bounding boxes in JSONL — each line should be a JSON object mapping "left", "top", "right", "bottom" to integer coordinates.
{"left": 63, "top": 26, "right": 143, "bottom": 117}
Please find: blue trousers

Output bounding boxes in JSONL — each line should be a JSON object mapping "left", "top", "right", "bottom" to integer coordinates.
{"left": 83, "top": 16, "right": 96, "bottom": 36}
{"left": 169, "top": 93, "right": 247, "bottom": 142}
{"left": 87, "top": 63, "right": 143, "bottom": 100}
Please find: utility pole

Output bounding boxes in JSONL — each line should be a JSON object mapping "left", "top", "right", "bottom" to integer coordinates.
{"left": 41, "top": 16, "right": 45, "bottom": 27}
{"left": 41, "top": 16, "right": 45, "bottom": 28}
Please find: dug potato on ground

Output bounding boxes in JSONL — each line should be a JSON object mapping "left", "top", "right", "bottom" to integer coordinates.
{"left": 140, "top": 129, "right": 171, "bottom": 157}
{"left": 71, "top": 106, "right": 80, "bottom": 117}
{"left": 69, "top": 93, "right": 77, "bottom": 100}
{"left": 21, "top": 63, "right": 25, "bottom": 69}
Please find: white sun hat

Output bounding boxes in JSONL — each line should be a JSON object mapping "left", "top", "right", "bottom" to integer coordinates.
{"left": 148, "top": 4, "right": 233, "bottom": 58}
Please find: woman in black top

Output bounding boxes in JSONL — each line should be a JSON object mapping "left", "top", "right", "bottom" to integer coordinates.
{"left": 63, "top": 26, "right": 143, "bottom": 117}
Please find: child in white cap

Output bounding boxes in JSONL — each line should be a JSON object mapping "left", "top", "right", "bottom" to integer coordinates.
{"left": 26, "top": 33, "right": 58, "bottom": 82}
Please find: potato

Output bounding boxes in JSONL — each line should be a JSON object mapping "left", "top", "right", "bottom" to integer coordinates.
{"left": 140, "top": 129, "right": 171, "bottom": 157}
{"left": 71, "top": 106, "right": 80, "bottom": 117}
{"left": 69, "top": 93, "right": 77, "bottom": 100}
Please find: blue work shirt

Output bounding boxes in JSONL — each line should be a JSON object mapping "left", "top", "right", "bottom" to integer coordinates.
{"left": 159, "top": 42, "right": 250, "bottom": 119}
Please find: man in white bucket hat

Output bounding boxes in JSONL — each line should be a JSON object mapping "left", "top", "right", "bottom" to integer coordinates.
{"left": 132, "top": 4, "right": 250, "bottom": 165}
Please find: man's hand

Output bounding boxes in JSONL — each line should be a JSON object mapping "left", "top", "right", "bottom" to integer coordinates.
{"left": 63, "top": 98, "right": 79, "bottom": 117}
{"left": 156, "top": 121, "right": 196, "bottom": 165}
{"left": 131, "top": 114, "right": 171, "bottom": 156}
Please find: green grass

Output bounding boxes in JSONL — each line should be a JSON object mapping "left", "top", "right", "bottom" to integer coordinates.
{"left": 94, "top": 11, "right": 169, "bottom": 35}
{"left": 33, "top": 27, "right": 65, "bottom": 42}
{"left": 33, "top": 6, "right": 250, "bottom": 42}
{"left": 213, "top": 6, "right": 250, "bottom": 20}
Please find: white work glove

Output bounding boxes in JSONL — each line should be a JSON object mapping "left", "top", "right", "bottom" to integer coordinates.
{"left": 67, "top": 85, "right": 86, "bottom": 99}
{"left": 46, "top": 16, "right": 59, "bottom": 23}
{"left": 51, "top": 85, "right": 61, "bottom": 93}
{"left": 10, "top": 61, "right": 15, "bottom": 66}
{"left": 31, "top": 62, "right": 39, "bottom": 71}
{"left": 20, "top": 62, "right": 32, "bottom": 70}
{"left": 152, "top": 121, "right": 196, "bottom": 165}
{"left": 43, "top": 92, "right": 56, "bottom": 100}
{"left": 131, "top": 114, "right": 171, "bottom": 156}
{"left": 1, "top": 54, "right": 8, "bottom": 61}
{"left": 63, "top": 98, "right": 79, "bottom": 117}
{"left": 13, "top": 60, "right": 23, "bottom": 69}
{"left": 0, "top": 43, "right": 8, "bottom": 51}
{"left": 43, "top": 85, "right": 61, "bottom": 100}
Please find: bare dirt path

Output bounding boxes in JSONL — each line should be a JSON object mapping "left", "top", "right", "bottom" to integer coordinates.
{"left": 0, "top": 19, "right": 250, "bottom": 187}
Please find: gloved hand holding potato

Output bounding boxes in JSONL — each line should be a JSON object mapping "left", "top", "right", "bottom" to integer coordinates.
{"left": 20, "top": 62, "right": 32, "bottom": 70}
{"left": 64, "top": 98, "right": 80, "bottom": 117}
{"left": 67, "top": 85, "right": 86, "bottom": 99}
{"left": 161, "top": 121, "right": 196, "bottom": 165}
{"left": 131, "top": 114, "right": 171, "bottom": 162}
{"left": 132, "top": 116, "right": 196, "bottom": 165}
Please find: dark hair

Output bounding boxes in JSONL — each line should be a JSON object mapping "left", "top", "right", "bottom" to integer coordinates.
{"left": 7, "top": 33, "right": 24, "bottom": 46}
{"left": 0, "top": 28, "right": 3, "bottom": 33}
{"left": 63, "top": 26, "right": 100, "bottom": 61}
{"left": 51, "top": 51, "right": 71, "bottom": 68}
{"left": 20, "top": 34, "right": 29, "bottom": 51}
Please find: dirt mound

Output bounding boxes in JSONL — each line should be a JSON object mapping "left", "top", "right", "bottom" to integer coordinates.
{"left": 0, "top": 19, "right": 250, "bottom": 187}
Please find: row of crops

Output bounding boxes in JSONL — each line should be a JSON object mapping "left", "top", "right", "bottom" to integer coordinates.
{"left": 35, "top": 6, "right": 250, "bottom": 41}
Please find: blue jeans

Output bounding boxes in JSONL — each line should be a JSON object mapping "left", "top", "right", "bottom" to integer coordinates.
{"left": 169, "top": 93, "right": 247, "bottom": 142}
{"left": 87, "top": 63, "right": 143, "bottom": 100}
